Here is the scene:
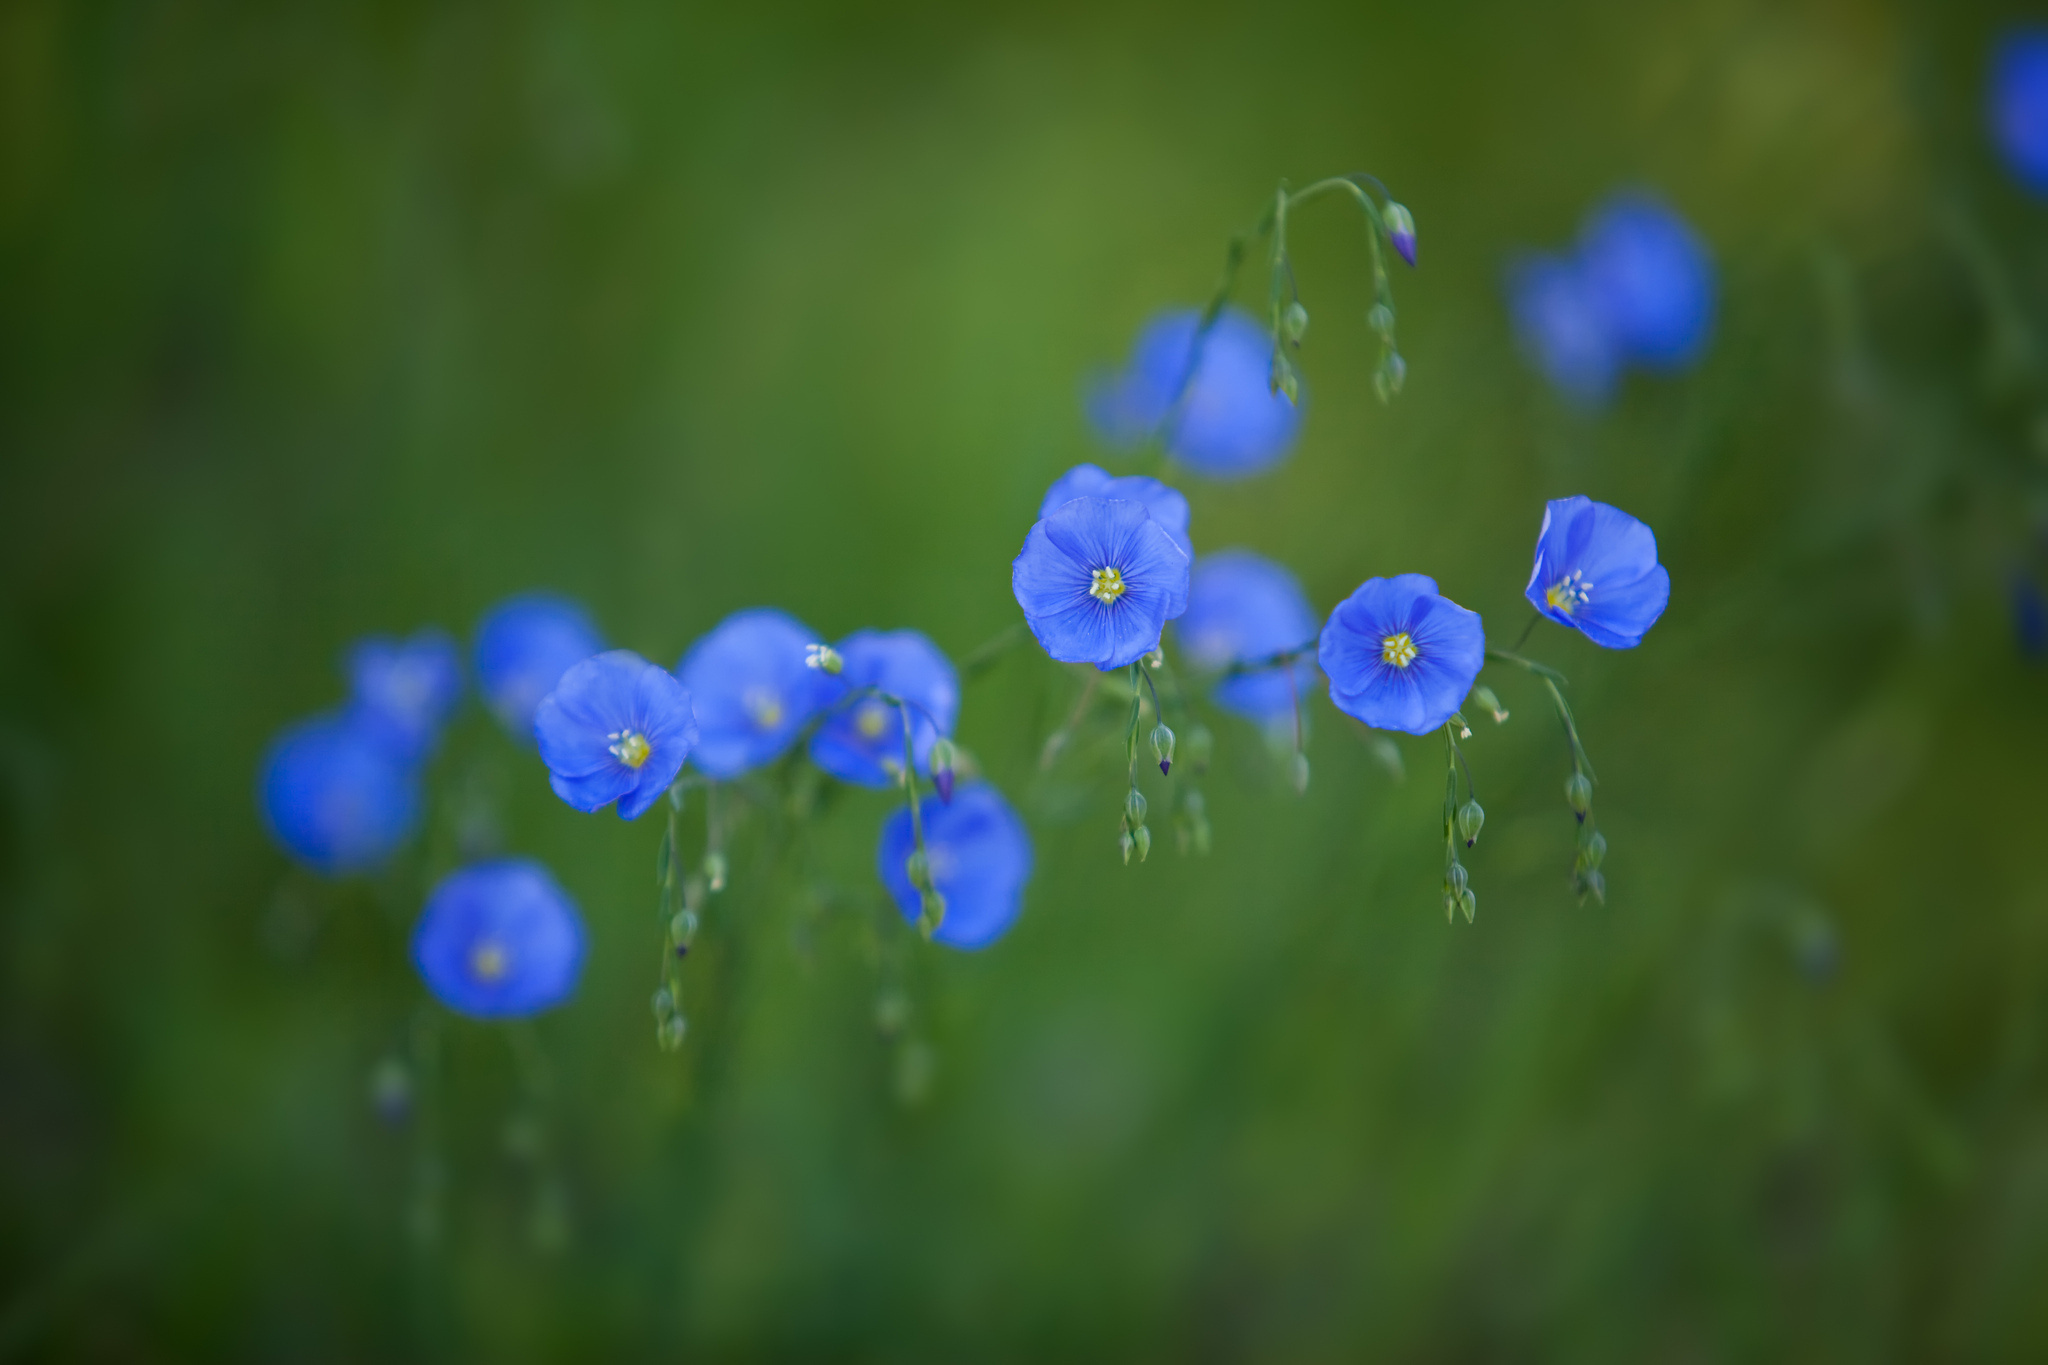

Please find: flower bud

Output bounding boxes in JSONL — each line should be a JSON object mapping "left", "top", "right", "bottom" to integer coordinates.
{"left": 929, "top": 736, "right": 957, "bottom": 804}
{"left": 1150, "top": 722, "right": 1175, "bottom": 776}
{"left": 1577, "top": 869, "right": 1607, "bottom": 906}
{"left": 1457, "top": 799, "right": 1485, "bottom": 847}
{"left": 1283, "top": 301, "right": 1309, "bottom": 343}
{"left": 1459, "top": 888, "right": 1476, "bottom": 923}
{"left": 659, "top": 1014, "right": 688, "bottom": 1051}
{"left": 1373, "top": 352, "right": 1407, "bottom": 401}
{"left": 651, "top": 986, "right": 675, "bottom": 1021}
{"left": 905, "top": 847, "right": 930, "bottom": 890}
{"left": 804, "top": 643, "right": 843, "bottom": 674}
{"left": 1270, "top": 351, "right": 1300, "bottom": 405}
{"left": 1366, "top": 302, "right": 1395, "bottom": 339}
{"left": 1565, "top": 772, "right": 1594, "bottom": 819}
{"left": 703, "top": 851, "right": 728, "bottom": 892}
{"left": 1445, "top": 862, "right": 1468, "bottom": 899}
{"left": 1384, "top": 202, "right": 1417, "bottom": 267}
{"left": 1185, "top": 724, "right": 1214, "bottom": 774}
{"left": 1124, "top": 787, "right": 1148, "bottom": 827}
{"left": 1576, "top": 828, "right": 1607, "bottom": 873}
{"left": 1133, "top": 824, "right": 1152, "bottom": 861}
{"left": 668, "top": 909, "right": 698, "bottom": 950}
{"left": 1119, "top": 827, "right": 1135, "bottom": 864}
{"left": 1289, "top": 751, "right": 1310, "bottom": 795}
{"left": 1471, "top": 685, "right": 1508, "bottom": 724}
{"left": 918, "top": 889, "right": 947, "bottom": 935}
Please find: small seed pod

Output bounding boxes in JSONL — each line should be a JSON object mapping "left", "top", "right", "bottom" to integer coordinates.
{"left": 1565, "top": 772, "right": 1594, "bottom": 818}
{"left": 1457, "top": 799, "right": 1485, "bottom": 847}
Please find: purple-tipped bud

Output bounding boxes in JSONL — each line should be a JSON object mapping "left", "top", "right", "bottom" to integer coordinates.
{"left": 933, "top": 768, "right": 955, "bottom": 803}
{"left": 929, "top": 736, "right": 957, "bottom": 803}
{"left": 1384, "top": 202, "right": 1417, "bottom": 267}
{"left": 1150, "top": 722, "right": 1175, "bottom": 776}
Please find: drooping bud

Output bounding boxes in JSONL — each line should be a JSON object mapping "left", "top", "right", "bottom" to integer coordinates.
{"left": 1289, "top": 751, "right": 1310, "bottom": 795}
{"left": 1270, "top": 350, "right": 1300, "bottom": 405}
{"left": 1471, "top": 685, "right": 1509, "bottom": 724}
{"left": 1445, "top": 862, "right": 1469, "bottom": 899}
{"left": 1124, "top": 787, "right": 1148, "bottom": 827}
{"left": 929, "top": 736, "right": 957, "bottom": 804}
{"left": 1149, "top": 722, "right": 1176, "bottom": 775}
{"left": 1576, "top": 828, "right": 1607, "bottom": 873}
{"left": 804, "top": 643, "right": 844, "bottom": 674}
{"left": 1565, "top": 772, "right": 1594, "bottom": 819}
{"left": 659, "top": 1014, "right": 688, "bottom": 1051}
{"left": 1283, "top": 301, "right": 1309, "bottom": 344}
{"left": 1459, "top": 888, "right": 1476, "bottom": 923}
{"left": 703, "top": 851, "right": 728, "bottom": 892}
{"left": 1384, "top": 202, "right": 1417, "bottom": 267}
{"left": 669, "top": 909, "right": 698, "bottom": 952}
{"left": 1372, "top": 352, "right": 1407, "bottom": 402}
{"left": 1119, "top": 826, "right": 1136, "bottom": 864}
{"left": 918, "top": 889, "right": 947, "bottom": 936}
{"left": 1185, "top": 724, "right": 1214, "bottom": 774}
{"left": 1457, "top": 799, "right": 1485, "bottom": 847}
{"left": 905, "top": 847, "right": 930, "bottom": 891}
{"left": 1366, "top": 302, "right": 1395, "bottom": 340}
{"left": 651, "top": 986, "right": 675, "bottom": 1021}
{"left": 1133, "top": 824, "right": 1152, "bottom": 861}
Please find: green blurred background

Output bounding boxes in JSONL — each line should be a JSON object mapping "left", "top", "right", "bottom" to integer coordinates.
{"left": 6, "top": 0, "right": 2048, "bottom": 1357}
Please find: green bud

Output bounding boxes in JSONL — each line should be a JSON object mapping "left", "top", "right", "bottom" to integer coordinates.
{"left": 1289, "top": 751, "right": 1310, "bottom": 795}
{"left": 1270, "top": 351, "right": 1299, "bottom": 405}
{"left": 1457, "top": 799, "right": 1485, "bottom": 847}
{"left": 1445, "top": 862, "right": 1468, "bottom": 898}
{"left": 1124, "top": 787, "right": 1148, "bottom": 827}
{"left": 918, "top": 890, "right": 947, "bottom": 936}
{"left": 1119, "top": 828, "right": 1135, "bottom": 864}
{"left": 803, "top": 643, "right": 844, "bottom": 674}
{"left": 1366, "top": 302, "right": 1395, "bottom": 339}
{"left": 1576, "top": 828, "right": 1607, "bottom": 872}
{"left": 1442, "top": 891, "right": 1457, "bottom": 923}
{"left": 905, "top": 848, "right": 930, "bottom": 890}
{"left": 651, "top": 987, "right": 675, "bottom": 1021}
{"left": 659, "top": 1015, "right": 688, "bottom": 1051}
{"left": 1565, "top": 772, "right": 1594, "bottom": 818}
{"left": 1133, "top": 824, "right": 1152, "bottom": 861}
{"left": 668, "top": 909, "right": 698, "bottom": 948}
{"left": 1471, "top": 685, "right": 1508, "bottom": 723}
{"left": 1283, "top": 301, "right": 1309, "bottom": 343}
{"left": 703, "top": 851, "right": 728, "bottom": 892}
{"left": 1185, "top": 724, "right": 1214, "bottom": 774}
{"left": 1372, "top": 352, "right": 1407, "bottom": 402}
{"left": 1460, "top": 889, "right": 1476, "bottom": 923}
{"left": 1150, "top": 722, "right": 1175, "bottom": 776}
{"left": 1577, "top": 870, "right": 1607, "bottom": 906}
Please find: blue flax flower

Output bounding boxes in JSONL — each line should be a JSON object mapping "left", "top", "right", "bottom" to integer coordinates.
{"left": 810, "top": 630, "right": 959, "bottom": 788}
{"left": 876, "top": 784, "right": 1033, "bottom": 950}
{"left": 1176, "top": 550, "right": 1319, "bottom": 726}
{"left": 1579, "top": 192, "right": 1716, "bottom": 371}
{"left": 1039, "top": 464, "right": 1194, "bottom": 560}
{"left": 258, "top": 712, "right": 422, "bottom": 875}
{"left": 1991, "top": 30, "right": 2048, "bottom": 195}
{"left": 412, "top": 859, "right": 585, "bottom": 1018}
{"left": 1524, "top": 496, "right": 1671, "bottom": 649}
{"left": 345, "top": 629, "right": 463, "bottom": 760}
{"left": 1318, "top": 575, "right": 1485, "bottom": 735}
{"left": 1086, "top": 307, "right": 1302, "bottom": 479}
{"left": 1506, "top": 253, "right": 1623, "bottom": 406}
{"left": 1013, "top": 496, "right": 1190, "bottom": 671}
{"left": 677, "top": 609, "right": 837, "bottom": 779}
{"left": 474, "top": 593, "right": 605, "bottom": 739}
{"left": 534, "top": 650, "right": 697, "bottom": 820}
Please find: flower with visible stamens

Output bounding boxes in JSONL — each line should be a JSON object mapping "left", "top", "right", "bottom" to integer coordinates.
{"left": 1317, "top": 574, "right": 1485, "bottom": 735}
{"left": 809, "top": 630, "right": 959, "bottom": 789}
{"left": 677, "top": 609, "right": 839, "bottom": 779}
{"left": 1012, "top": 496, "right": 1190, "bottom": 672}
{"left": 534, "top": 650, "right": 696, "bottom": 820}
{"left": 412, "top": 859, "right": 585, "bottom": 1019}
{"left": 1524, "top": 496, "right": 1670, "bottom": 649}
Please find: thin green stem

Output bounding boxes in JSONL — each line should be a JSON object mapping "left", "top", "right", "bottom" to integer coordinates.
{"left": 1483, "top": 648, "right": 1569, "bottom": 685}
{"left": 959, "top": 621, "right": 1028, "bottom": 681}
{"left": 1511, "top": 611, "right": 1543, "bottom": 653}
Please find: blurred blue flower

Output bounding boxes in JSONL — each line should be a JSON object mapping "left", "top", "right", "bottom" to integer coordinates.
{"left": 809, "top": 630, "right": 959, "bottom": 788}
{"left": 1524, "top": 496, "right": 1672, "bottom": 649}
{"left": 1087, "top": 308, "right": 1301, "bottom": 479}
{"left": 1506, "top": 254, "right": 1623, "bottom": 406}
{"left": 412, "top": 859, "right": 585, "bottom": 1019}
{"left": 534, "top": 650, "right": 697, "bottom": 820}
{"left": 2012, "top": 573, "right": 2048, "bottom": 660}
{"left": 258, "top": 713, "right": 422, "bottom": 875}
{"left": 877, "top": 784, "right": 1033, "bottom": 950}
{"left": 1579, "top": 193, "right": 1716, "bottom": 371}
{"left": 1039, "top": 463, "right": 1194, "bottom": 560}
{"left": 345, "top": 629, "right": 463, "bottom": 760}
{"left": 1991, "top": 30, "right": 2048, "bottom": 195}
{"left": 1176, "top": 549, "right": 1320, "bottom": 726}
{"left": 1318, "top": 574, "right": 1485, "bottom": 735}
{"left": 677, "top": 609, "right": 837, "bottom": 779}
{"left": 474, "top": 593, "right": 605, "bottom": 740}
{"left": 1013, "top": 495, "right": 1191, "bottom": 671}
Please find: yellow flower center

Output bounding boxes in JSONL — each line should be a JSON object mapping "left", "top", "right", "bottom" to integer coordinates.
{"left": 1545, "top": 571, "right": 1591, "bottom": 615}
{"left": 470, "top": 940, "right": 509, "bottom": 982}
{"left": 743, "top": 686, "right": 784, "bottom": 730}
{"left": 608, "top": 729, "right": 651, "bottom": 769}
{"left": 1381, "top": 632, "right": 1418, "bottom": 668}
{"left": 1090, "top": 566, "right": 1127, "bottom": 603}
{"left": 856, "top": 701, "right": 892, "bottom": 739}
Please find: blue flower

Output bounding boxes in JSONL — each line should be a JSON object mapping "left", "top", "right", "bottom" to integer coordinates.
{"left": 1524, "top": 496, "right": 1672, "bottom": 649}
{"left": 1318, "top": 574, "right": 1485, "bottom": 735}
{"left": 1991, "top": 30, "right": 2048, "bottom": 195}
{"left": 474, "top": 593, "right": 605, "bottom": 739}
{"left": 1175, "top": 549, "right": 1319, "bottom": 726}
{"left": 1012, "top": 495, "right": 1191, "bottom": 671}
{"left": 677, "top": 609, "right": 838, "bottom": 779}
{"left": 258, "top": 713, "right": 422, "bottom": 875}
{"left": 1579, "top": 192, "right": 1715, "bottom": 371}
{"left": 534, "top": 650, "right": 697, "bottom": 820}
{"left": 2012, "top": 573, "right": 2048, "bottom": 660}
{"left": 809, "top": 630, "right": 959, "bottom": 788}
{"left": 345, "top": 629, "right": 463, "bottom": 760}
{"left": 876, "top": 784, "right": 1033, "bottom": 950}
{"left": 1086, "top": 307, "right": 1302, "bottom": 479}
{"left": 1506, "top": 253, "right": 1623, "bottom": 406}
{"left": 412, "top": 859, "right": 585, "bottom": 1018}
{"left": 1039, "top": 463, "right": 1194, "bottom": 561}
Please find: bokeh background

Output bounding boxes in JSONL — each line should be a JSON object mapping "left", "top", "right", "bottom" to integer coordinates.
{"left": 6, "top": 0, "right": 2048, "bottom": 1357}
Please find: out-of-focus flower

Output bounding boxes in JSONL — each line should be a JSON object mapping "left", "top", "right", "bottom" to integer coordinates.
{"left": 1384, "top": 202, "right": 1418, "bottom": 267}
{"left": 1087, "top": 308, "right": 1302, "bottom": 479}
{"left": 474, "top": 593, "right": 605, "bottom": 740}
{"left": 534, "top": 650, "right": 696, "bottom": 820}
{"left": 1318, "top": 574, "right": 1485, "bottom": 735}
{"left": 346, "top": 629, "right": 463, "bottom": 760}
{"left": 1012, "top": 496, "right": 1190, "bottom": 671}
{"left": 876, "top": 785, "right": 1033, "bottom": 949}
{"left": 1038, "top": 464, "right": 1193, "bottom": 561}
{"left": 1524, "top": 496, "right": 1672, "bottom": 649}
{"left": 412, "top": 859, "right": 585, "bottom": 1018}
{"left": 1579, "top": 193, "right": 1716, "bottom": 370}
{"left": 2012, "top": 573, "right": 2048, "bottom": 660}
{"left": 1991, "top": 29, "right": 2048, "bottom": 195}
{"left": 1506, "top": 254, "right": 1623, "bottom": 406}
{"left": 677, "top": 609, "right": 837, "bottom": 779}
{"left": 810, "top": 630, "right": 959, "bottom": 788}
{"left": 258, "top": 713, "right": 422, "bottom": 875}
{"left": 1176, "top": 549, "right": 1319, "bottom": 726}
